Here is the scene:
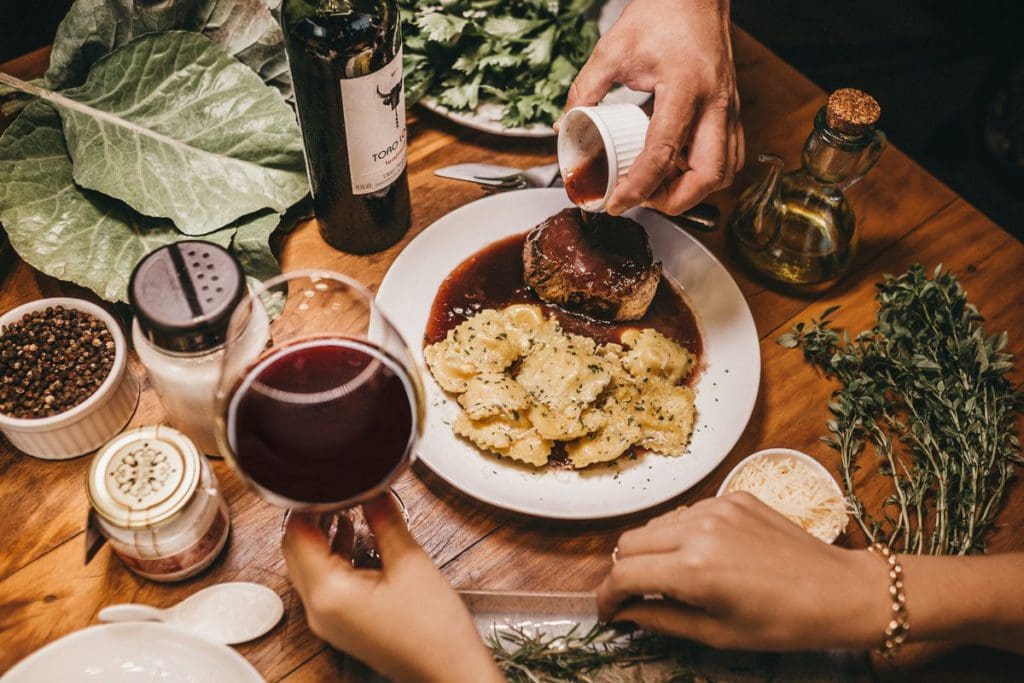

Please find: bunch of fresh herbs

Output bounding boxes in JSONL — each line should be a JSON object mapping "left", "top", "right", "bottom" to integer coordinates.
{"left": 779, "top": 265, "right": 1023, "bottom": 555}
{"left": 488, "top": 623, "right": 705, "bottom": 682}
{"left": 399, "top": 0, "right": 601, "bottom": 128}
{"left": 0, "top": 0, "right": 305, "bottom": 303}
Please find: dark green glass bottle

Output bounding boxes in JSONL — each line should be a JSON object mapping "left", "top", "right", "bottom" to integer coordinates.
{"left": 282, "top": 0, "right": 411, "bottom": 254}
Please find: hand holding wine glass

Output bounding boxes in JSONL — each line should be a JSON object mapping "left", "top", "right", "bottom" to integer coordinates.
{"left": 282, "top": 494, "right": 504, "bottom": 683}
{"left": 215, "top": 270, "right": 424, "bottom": 559}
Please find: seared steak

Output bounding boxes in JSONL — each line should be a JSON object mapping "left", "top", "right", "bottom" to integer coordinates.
{"left": 523, "top": 209, "right": 660, "bottom": 321}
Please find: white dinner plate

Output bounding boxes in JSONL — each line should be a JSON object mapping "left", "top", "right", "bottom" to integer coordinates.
{"left": 377, "top": 189, "right": 760, "bottom": 519}
{"left": 2, "top": 623, "right": 263, "bottom": 682}
{"left": 418, "top": 0, "right": 648, "bottom": 138}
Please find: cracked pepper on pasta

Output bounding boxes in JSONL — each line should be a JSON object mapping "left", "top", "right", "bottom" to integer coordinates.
{"left": 423, "top": 304, "right": 696, "bottom": 469}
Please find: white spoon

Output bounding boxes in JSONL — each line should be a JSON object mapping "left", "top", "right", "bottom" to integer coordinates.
{"left": 98, "top": 582, "right": 284, "bottom": 645}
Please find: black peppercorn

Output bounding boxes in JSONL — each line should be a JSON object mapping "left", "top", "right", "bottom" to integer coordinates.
{"left": 0, "top": 306, "right": 116, "bottom": 419}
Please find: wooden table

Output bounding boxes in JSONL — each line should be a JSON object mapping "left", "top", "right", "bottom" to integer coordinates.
{"left": 1, "top": 29, "right": 1022, "bottom": 681}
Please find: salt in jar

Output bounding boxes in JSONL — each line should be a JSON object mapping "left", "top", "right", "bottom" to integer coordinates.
{"left": 129, "top": 241, "right": 268, "bottom": 455}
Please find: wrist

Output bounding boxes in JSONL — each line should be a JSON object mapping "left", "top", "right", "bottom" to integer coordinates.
{"left": 416, "top": 634, "right": 503, "bottom": 683}
{"left": 838, "top": 547, "right": 896, "bottom": 650}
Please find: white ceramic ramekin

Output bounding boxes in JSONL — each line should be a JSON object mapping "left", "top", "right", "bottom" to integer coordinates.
{"left": 717, "top": 448, "right": 847, "bottom": 543}
{"left": 0, "top": 298, "right": 139, "bottom": 460}
{"left": 557, "top": 103, "right": 648, "bottom": 212}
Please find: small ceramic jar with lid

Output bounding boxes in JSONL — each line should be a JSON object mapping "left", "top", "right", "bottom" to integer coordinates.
{"left": 129, "top": 241, "right": 268, "bottom": 455}
{"left": 87, "top": 425, "right": 231, "bottom": 582}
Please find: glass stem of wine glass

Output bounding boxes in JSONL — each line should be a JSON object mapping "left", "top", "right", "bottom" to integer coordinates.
{"left": 281, "top": 489, "right": 408, "bottom": 568}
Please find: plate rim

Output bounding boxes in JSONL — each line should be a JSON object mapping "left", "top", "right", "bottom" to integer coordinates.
{"left": 377, "top": 188, "right": 760, "bottom": 520}
{"left": 2, "top": 622, "right": 264, "bottom": 682}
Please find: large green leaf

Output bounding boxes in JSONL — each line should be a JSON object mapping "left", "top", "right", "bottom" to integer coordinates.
{"left": 44, "top": 0, "right": 291, "bottom": 99}
{"left": 38, "top": 31, "right": 307, "bottom": 236}
{"left": 0, "top": 101, "right": 250, "bottom": 303}
{"left": 230, "top": 209, "right": 282, "bottom": 284}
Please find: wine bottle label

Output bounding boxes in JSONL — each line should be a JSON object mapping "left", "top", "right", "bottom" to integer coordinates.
{"left": 340, "top": 50, "right": 408, "bottom": 196}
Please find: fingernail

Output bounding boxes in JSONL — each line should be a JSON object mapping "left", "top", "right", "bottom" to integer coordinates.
{"left": 552, "top": 114, "right": 564, "bottom": 132}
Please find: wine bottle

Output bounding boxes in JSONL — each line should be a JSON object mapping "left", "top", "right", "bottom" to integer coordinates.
{"left": 282, "top": 0, "right": 411, "bottom": 254}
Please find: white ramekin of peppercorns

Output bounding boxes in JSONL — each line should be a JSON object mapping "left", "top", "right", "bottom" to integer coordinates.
{"left": 0, "top": 298, "right": 139, "bottom": 459}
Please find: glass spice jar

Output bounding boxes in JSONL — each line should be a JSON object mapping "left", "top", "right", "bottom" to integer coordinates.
{"left": 129, "top": 241, "right": 269, "bottom": 456}
{"left": 86, "top": 425, "right": 231, "bottom": 582}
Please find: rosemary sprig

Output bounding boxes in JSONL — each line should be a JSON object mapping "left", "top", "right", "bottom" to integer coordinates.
{"left": 487, "top": 623, "right": 705, "bottom": 682}
{"left": 779, "top": 264, "right": 1023, "bottom": 554}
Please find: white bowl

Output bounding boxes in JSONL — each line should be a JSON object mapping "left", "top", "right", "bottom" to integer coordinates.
{"left": 3, "top": 622, "right": 262, "bottom": 682}
{"left": 0, "top": 298, "right": 139, "bottom": 459}
{"left": 717, "top": 448, "right": 847, "bottom": 543}
{"left": 557, "top": 103, "right": 649, "bottom": 212}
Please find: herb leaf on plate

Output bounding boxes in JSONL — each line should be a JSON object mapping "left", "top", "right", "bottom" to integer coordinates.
{"left": 45, "top": 0, "right": 292, "bottom": 99}
{"left": 8, "top": 31, "right": 308, "bottom": 236}
{"left": 0, "top": 102, "right": 238, "bottom": 302}
{"left": 399, "top": 0, "right": 601, "bottom": 128}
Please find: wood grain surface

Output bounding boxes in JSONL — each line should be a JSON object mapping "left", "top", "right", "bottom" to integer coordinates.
{"left": 1, "top": 28, "right": 1021, "bottom": 681}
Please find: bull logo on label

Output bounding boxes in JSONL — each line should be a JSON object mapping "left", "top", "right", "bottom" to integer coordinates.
{"left": 377, "top": 80, "right": 403, "bottom": 128}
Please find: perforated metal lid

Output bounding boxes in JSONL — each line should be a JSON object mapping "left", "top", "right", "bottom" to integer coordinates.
{"left": 129, "top": 240, "right": 245, "bottom": 353}
{"left": 87, "top": 425, "right": 200, "bottom": 529}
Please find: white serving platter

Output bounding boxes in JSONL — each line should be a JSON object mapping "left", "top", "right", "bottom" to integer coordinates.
{"left": 376, "top": 189, "right": 760, "bottom": 519}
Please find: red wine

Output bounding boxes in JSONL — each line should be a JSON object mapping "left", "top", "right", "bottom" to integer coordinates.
{"left": 227, "top": 338, "right": 415, "bottom": 506}
{"left": 283, "top": 0, "right": 411, "bottom": 254}
{"left": 564, "top": 146, "right": 609, "bottom": 206}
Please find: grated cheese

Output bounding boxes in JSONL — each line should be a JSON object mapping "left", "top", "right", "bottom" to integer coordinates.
{"left": 726, "top": 456, "right": 848, "bottom": 542}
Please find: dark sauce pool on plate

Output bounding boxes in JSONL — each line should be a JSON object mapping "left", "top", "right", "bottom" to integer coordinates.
{"left": 425, "top": 232, "right": 703, "bottom": 470}
{"left": 424, "top": 232, "right": 702, "bottom": 361}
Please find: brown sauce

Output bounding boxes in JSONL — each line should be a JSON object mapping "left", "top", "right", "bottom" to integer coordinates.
{"left": 564, "top": 147, "right": 609, "bottom": 206}
{"left": 424, "top": 232, "right": 702, "bottom": 360}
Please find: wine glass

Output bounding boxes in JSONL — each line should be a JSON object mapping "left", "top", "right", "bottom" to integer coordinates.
{"left": 214, "top": 269, "right": 424, "bottom": 562}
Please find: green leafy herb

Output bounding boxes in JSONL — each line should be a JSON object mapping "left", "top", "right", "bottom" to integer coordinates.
{"left": 488, "top": 623, "right": 704, "bottom": 682}
{"left": 399, "top": 0, "right": 600, "bottom": 128}
{"left": 231, "top": 210, "right": 284, "bottom": 285}
{"left": 44, "top": 0, "right": 291, "bottom": 99}
{"left": 780, "top": 265, "right": 1023, "bottom": 554}
{"left": 0, "top": 1, "right": 308, "bottom": 302}
{"left": 0, "top": 102, "right": 239, "bottom": 302}
{"left": 4, "top": 32, "right": 307, "bottom": 235}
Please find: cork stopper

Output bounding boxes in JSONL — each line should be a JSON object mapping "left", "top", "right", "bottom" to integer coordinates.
{"left": 826, "top": 88, "right": 881, "bottom": 136}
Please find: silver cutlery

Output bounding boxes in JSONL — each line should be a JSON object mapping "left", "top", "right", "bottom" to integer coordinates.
{"left": 434, "top": 162, "right": 561, "bottom": 190}
{"left": 434, "top": 162, "right": 719, "bottom": 232}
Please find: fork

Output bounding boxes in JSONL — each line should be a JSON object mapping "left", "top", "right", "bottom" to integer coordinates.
{"left": 463, "top": 162, "right": 720, "bottom": 232}
{"left": 475, "top": 162, "right": 562, "bottom": 190}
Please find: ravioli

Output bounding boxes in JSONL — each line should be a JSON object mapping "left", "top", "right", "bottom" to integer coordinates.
{"left": 621, "top": 328, "right": 695, "bottom": 384}
{"left": 427, "top": 306, "right": 698, "bottom": 470}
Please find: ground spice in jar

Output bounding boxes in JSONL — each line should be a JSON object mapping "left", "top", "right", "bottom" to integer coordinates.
{"left": 0, "top": 306, "right": 116, "bottom": 418}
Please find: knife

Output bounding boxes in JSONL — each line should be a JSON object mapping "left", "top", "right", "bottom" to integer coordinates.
{"left": 458, "top": 589, "right": 599, "bottom": 636}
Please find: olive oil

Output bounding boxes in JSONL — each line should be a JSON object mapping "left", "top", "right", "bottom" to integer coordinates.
{"left": 735, "top": 175, "right": 857, "bottom": 286}
{"left": 730, "top": 89, "right": 884, "bottom": 288}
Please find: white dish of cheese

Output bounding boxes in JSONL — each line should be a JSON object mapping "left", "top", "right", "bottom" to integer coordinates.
{"left": 717, "top": 448, "right": 849, "bottom": 543}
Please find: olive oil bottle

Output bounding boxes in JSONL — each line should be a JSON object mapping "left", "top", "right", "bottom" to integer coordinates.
{"left": 730, "top": 89, "right": 885, "bottom": 288}
{"left": 282, "top": 0, "right": 411, "bottom": 254}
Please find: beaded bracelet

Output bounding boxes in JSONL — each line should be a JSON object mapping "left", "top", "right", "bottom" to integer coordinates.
{"left": 867, "top": 543, "right": 910, "bottom": 657}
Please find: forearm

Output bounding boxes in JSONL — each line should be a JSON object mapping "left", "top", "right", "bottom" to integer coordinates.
{"left": 900, "top": 553, "right": 1024, "bottom": 654}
